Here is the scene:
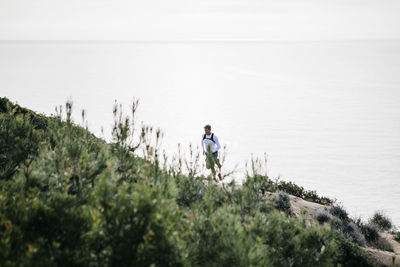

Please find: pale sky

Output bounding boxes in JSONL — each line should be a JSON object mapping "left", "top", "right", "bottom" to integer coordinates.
{"left": 1, "top": 0, "right": 399, "bottom": 41}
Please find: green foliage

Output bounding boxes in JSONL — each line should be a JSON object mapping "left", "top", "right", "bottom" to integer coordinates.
{"left": 175, "top": 174, "right": 206, "bottom": 207}
{"left": 276, "top": 190, "right": 291, "bottom": 214}
{"left": 276, "top": 180, "right": 333, "bottom": 205}
{"left": 231, "top": 174, "right": 273, "bottom": 219}
{"left": 333, "top": 234, "right": 376, "bottom": 267}
{"left": 89, "top": 178, "right": 188, "bottom": 266}
{"left": 0, "top": 189, "right": 92, "bottom": 266}
{"left": 250, "top": 211, "right": 338, "bottom": 267}
{"left": 0, "top": 112, "right": 41, "bottom": 180}
{"left": 316, "top": 210, "right": 331, "bottom": 224}
{"left": 368, "top": 210, "right": 393, "bottom": 232}
{"left": 0, "top": 97, "right": 49, "bottom": 130}
{"left": 359, "top": 222, "right": 380, "bottom": 243}
{"left": 328, "top": 208, "right": 369, "bottom": 247}
{"left": 356, "top": 220, "right": 393, "bottom": 252}
{"left": 329, "top": 204, "right": 349, "bottom": 222}
{"left": 341, "top": 222, "right": 366, "bottom": 247}
{"left": 243, "top": 157, "right": 332, "bottom": 205}
{"left": 186, "top": 206, "right": 268, "bottom": 267}
{"left": 0, "top": 97, "right": 377, "bottom": 266}
{"left": 395, "top": 231, "right": 400, "bottom": 243}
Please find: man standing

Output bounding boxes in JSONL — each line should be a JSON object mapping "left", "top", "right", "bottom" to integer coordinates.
{"left": 201, "top": 124, "right": 222, "bottom": 177}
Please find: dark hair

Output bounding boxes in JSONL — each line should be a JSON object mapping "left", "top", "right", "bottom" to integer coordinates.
{"left": 204, "top": 124, "right": 211, "bottom": 130}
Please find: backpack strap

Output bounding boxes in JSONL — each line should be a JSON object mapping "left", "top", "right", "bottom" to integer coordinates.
{"left": 202, "top": 133, "right": 216, "bottom": 143}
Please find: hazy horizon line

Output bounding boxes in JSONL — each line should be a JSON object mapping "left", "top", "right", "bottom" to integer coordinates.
{"left": 1, "top": 38, "right": 399, "bottom": 45}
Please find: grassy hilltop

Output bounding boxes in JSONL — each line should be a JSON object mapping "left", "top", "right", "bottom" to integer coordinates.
{"left": 1, "top": 97, "right": 399, "bottom": 267}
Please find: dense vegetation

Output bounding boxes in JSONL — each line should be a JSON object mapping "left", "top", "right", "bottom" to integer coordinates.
{"left": 0, "top": 97, "right": 379, "bottom": 266}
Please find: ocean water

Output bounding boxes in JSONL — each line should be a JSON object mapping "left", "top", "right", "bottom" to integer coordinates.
{"left": 1, "top": 40, "right": 399, "bottom": 226}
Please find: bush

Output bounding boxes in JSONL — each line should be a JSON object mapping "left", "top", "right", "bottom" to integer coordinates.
{"left": 330, "top": 212, "right": 367, "bottom": 248}
{"left": 258, "top": 199, "right": 275, "bottom": 214}
{"left": 359, "top": 223, "right": 380, "bottom": 243}
{"left": 0, "top": 112, "right": 41, "bottom": 180}
{"left": 89, "top": 178, "right": 188, "bottom": 267}
{"left": 330, "top": 215, "right": 344, "bottom": 230}
{"left": 341, "top": 222, "right": 366, "bottom": 247}
{"left": 357, "top": 220, "right": 393, "bottom": 251}
{"left": 0, "top": 190, "right": 92, "bottom": 266}
{"left": 276, "top": 190, "right": 291, "bottom": 214}
{"left": 369, "top": 211, "right": 392, "bottom": 231}
{"left": 250, "top": 211, "right": 338, "bottom": 267}
{"left": 395, "top": 232, "right": 400, "bottom": 243}
{"left": 333, "top": 234, "right": 375, "bottom": 267}
{"left": 276, "top": 180, "right": 332, "bottom": 205}
{"left": 186, "top": 206, "right": 267, "bottom": 267}
{"left": 231, "top": 176, "right": 270, "bottom": 218}
{"left": 316, "top": 210, "right": 331, "bottom": 224}
{"left": 0, "top": 97, "right": 377, "bottom": 267}
{"left": 175, "top": 174, "right": 206, "bottom": 207}
{"left": 329, "top": 204, "right": 349, "bottom": 222}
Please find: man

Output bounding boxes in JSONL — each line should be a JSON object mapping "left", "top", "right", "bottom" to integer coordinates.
{"left": 201, "top": 124, "right": 222, "bottom": 177}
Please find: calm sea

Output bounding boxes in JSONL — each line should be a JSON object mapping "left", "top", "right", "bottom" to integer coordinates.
{"left": 1, "top": 40, "right": 399, "bottom": 226}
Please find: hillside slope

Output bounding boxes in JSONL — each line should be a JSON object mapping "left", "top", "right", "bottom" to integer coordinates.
{"left": 268, "top": 192, "right": 400, "bottom": 266}
{"left": 1, "top": 96, "right": 399, "bottom": 267}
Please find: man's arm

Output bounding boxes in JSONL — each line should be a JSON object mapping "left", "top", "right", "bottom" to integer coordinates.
{"left": 201, "top": 134, "right": 205, "bottom": 153}
{"left": 214, "top": 135, "right": 221, "bottom": 151}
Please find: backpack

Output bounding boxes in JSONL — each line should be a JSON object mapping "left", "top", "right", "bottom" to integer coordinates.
{"left": 202, "top": 133, "right": 215, "bottom": 143}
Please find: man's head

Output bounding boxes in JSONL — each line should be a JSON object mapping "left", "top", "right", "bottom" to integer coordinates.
{"left": 204, "top": 124, "right": 211, "bottom": 135}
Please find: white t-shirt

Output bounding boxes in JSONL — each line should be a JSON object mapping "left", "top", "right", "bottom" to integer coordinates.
{"left": 201, "top": 133, "right": 221, "bottom": 153}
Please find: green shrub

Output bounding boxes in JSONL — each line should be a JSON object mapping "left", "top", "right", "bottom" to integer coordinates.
{"left": 316, "top": 210, "right": 331, "bottom": 224}
{"left": 175, "top": 174, "right": 206, "bottom": 207}
{"left": 357, "top": 221, "right": 393, "bottom": 251}
{"left": 395, "top": 232, "right": 400, "bottom": 242}
{"left": 329, "top": 204, "right": 349, "bottom": 222}
{"left": 258, "top": 199, "right": 275, "bottom": 214}
{"left": 330, "top": 215, "right": 344, "bottom": 230}
{"left": 276, "top": 180, "right": 332, "bottom": 205}
{"left": 250, "top": 211, "right": 338, "bottom": 267}
{"left": 329, "top": 212, "right": 369, "bottom": 248}
{"left": 201, "top": 183, "right": 227, "bottom": 213}
{"left": 0, "top": 189, "right": 92, "bottom": 266}
{"left": 0, "top": 97, "right": 49, "bottom": 130}
{"left": 186, "top": 206, "right": 267, "bottom": 267}
{"left": 276, "top": 190, "right": 291, "bottom": 214}
{"left": 235, "top": 174, "right": 272, "bottom": 217}
{"left": 369, "top": 211, "right": 392, "bottom": 231}
{"left": 333, "top": 234, "right": 376, "bottom": 267}
{"left": 341, "top": 222, "right": 366, "bottom": 247}
{"left": 89, "top": 177, "right": 188, "bottom": 266}
{"left": 359, "top": 223, "right": 380, "bottom": 243}
{"left": 0, "top": 98, "right": 378, "bottom": 267}
{"left": 0, "top": 112, "right": 41, "bottom": 180}
{"left": 242, "top": 174, "right": 271, "bottom": 199}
